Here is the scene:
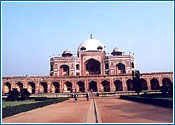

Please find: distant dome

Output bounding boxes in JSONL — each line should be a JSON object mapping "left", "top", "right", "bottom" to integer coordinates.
{"left": 112, "top": 47, "right": 121, "bottom": 52}
{"left": 62, "top": 49, "right": 73, "bottom": 57}
{"left": 78, "top": 38, "right": 106, "bottom": 52}
{"left": 111, "top": 47, "right": 122, "bottom": 56}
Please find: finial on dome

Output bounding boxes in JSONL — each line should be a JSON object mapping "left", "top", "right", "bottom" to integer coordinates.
{"left": 90, "top": 33, "right": 92, "bottom": 39}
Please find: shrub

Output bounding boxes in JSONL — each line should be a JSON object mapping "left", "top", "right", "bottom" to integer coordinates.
{"left": 160, "top": 85, "right": 168, "bottom": 96}
{"left": 35, "top": 97, "right": 48, "bottom": 101}
{"left": 2, "top": 97, "right": 69, "bottom": 118}
{"left": 20, "top": 88, "right": 31, "bottom": 100}
{"left": 120, "top": 95, "right": 173, "bottom": 108}
{"left": 168, "top": 84, "right": 173, "bottom": 97}
{"left": 6, "top": 88, "right": 20, "bottom": 101}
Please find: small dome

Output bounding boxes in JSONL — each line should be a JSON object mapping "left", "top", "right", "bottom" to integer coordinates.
{"left": 111, "top": 47, "right": 122, "bottom": 56}
{"left": 62, "top": 49, "right": 72, "bottom": 57}
{"left": 63, "top": 49, "right": 72, "bottom": 54}
{"left": 78, "top": 38, "right": 106, "bottom": 52}
{"left": 112, "top": 47, "right": 121, "bottom": 52}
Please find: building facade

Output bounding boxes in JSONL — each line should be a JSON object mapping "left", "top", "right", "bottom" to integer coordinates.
{"left": 2, "top": 36, "right": 173, "bottom": 94}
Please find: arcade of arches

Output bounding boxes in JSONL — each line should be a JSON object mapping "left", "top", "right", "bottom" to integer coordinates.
{"left": 2, "top": 72, "right": 173, "bottom": 94}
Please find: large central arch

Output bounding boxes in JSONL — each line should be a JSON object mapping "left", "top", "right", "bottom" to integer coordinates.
{"left": 89, "top": 81, "right": 98, "bottom": 92}
{"left": 85, "top": 58, "right": 101, "bottom": 75}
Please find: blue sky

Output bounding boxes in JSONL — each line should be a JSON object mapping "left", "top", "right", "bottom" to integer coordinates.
{"left": 2, "top": 2, "right": 174, "bottom": 76}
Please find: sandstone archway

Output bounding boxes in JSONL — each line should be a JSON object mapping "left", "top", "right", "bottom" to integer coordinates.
{"left": 16, "top": 82, "right": 23, "bottom": 92}
{"left": 77, "top": 81, "right": 85, "bottom": 92}
{"left": 27, "top": 82, "right": 35, "bottom": 94}
{"left": 114, "top": 80, "right": 123, "bottom": 91}
{"left": 3, "top": 82, "right": 11, "bottom": 93}
{"left": 116, "top": 63, "right": 126, "bottom": 74}
{"left": 64, "top": 81, "right": 72, "bottom": 92}
{"left": 89, "top": 81, "right": 97, "bottom": 92}
{"left": 60, "top": 65, "right": 70, "bottom": 76}
{"left": 85, "top": 59, "right": 101, "bottom": 75}
{"left": 140, "top": 78, "right": 148, "bottom": 90}
{"left": 101, "top": 80, "right": 110, "bottom": 92}
{"left": 52, "top": 82, "right": 60, "bottom": 93}
{"left": 162, "top": 78, "right": 172, "bottom": 89}
{"left": 126, "top": 79, "right": 134, "bottom": 91}
{"left": 150, "top": 78, "right": 160, "bottom": 90}
{"left": 40, "top": 82, "right": 48, "bottom": 93}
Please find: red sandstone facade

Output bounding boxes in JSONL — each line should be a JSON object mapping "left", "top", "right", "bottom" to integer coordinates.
{"left": 2, "top": 36, "right": 173, "bottom": 94}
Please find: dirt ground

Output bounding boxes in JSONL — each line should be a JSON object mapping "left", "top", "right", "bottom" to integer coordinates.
{"left": 2, "top": 98, "right": 90, "bottom": 123}
{"left": 96, "top": 97, "right": 173, "bottom": 123}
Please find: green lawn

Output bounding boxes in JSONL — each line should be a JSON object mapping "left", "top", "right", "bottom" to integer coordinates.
{"left": 120, "top": 94, "right": 173, "bottom": 108}
{"left": 2, "top": 100, "right": 40, "bottom": 108}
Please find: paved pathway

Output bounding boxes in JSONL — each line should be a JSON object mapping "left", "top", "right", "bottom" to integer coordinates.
{"left": 2, "top": 97, "right": 173, "bottom": 123}
{"left": 2, "top": 98, "right": 90, "bottom": 123}
{"left": 96, "top": 97, "right": 173, "bottom": 123}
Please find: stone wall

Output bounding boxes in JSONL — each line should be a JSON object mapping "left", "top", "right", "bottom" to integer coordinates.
{"left": 2, "top": 72, "right": 173, "bottom": 94}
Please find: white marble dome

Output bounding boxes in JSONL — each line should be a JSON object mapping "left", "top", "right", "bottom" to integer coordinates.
{"left": 78, "top": 38, "right": 106, "bottom": 51}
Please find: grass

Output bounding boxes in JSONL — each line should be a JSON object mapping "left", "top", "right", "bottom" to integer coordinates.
{"left": 120, "top": 93, "right": 173, "bottom": 108}
{"left": 2, "top": 97, "right": 69, "bottom": 118}
{"left": 139, "top": 94, "right": 173, "bottom": 101}
{"left": 2, "top": 99, "right": 41, "bottom": 108}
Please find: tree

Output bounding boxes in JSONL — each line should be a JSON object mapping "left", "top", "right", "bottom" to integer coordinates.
{"left": 20, "top": 88, "right": 31, "bottom": 100}
{"left": 168, "top": 83, "right": 173, "bottom": 97}
{"left": 6, "top": 88, "right": 20, "bottom": 101}
{"left": 160, "top": 85, "right": 168, "bottom": 96}
{"left": 132, "top": 70, "right": 142, "bottom": 95}
{"left": 6, "top": 88, "right": 31, "bottom": 101}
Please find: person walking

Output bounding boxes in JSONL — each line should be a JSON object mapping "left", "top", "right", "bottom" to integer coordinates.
{"left": 86, "top": 92, "right": 89, "bottom": 101}
{"left": 74, "top": 93, "right": 78, "bottom": 103}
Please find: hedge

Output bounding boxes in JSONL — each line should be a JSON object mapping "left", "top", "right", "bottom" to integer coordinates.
{"left": 2, "top": 97, "right": 69, "bottom": 118}
{"left": 120, "top": 95, "right": 173, "bottom": 108}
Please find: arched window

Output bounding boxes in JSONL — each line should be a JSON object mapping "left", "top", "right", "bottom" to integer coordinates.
{"left": 76, "top": 64, "right": 80, "bottom": 70}
{"left": 60, "top": 65, "right": 70, "bottom": 76}
{"left": 116, "top": 63, "right": 126, "bottom": 74}
{"left": 131, "top": 62, "right": 134, "bottom": 68}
